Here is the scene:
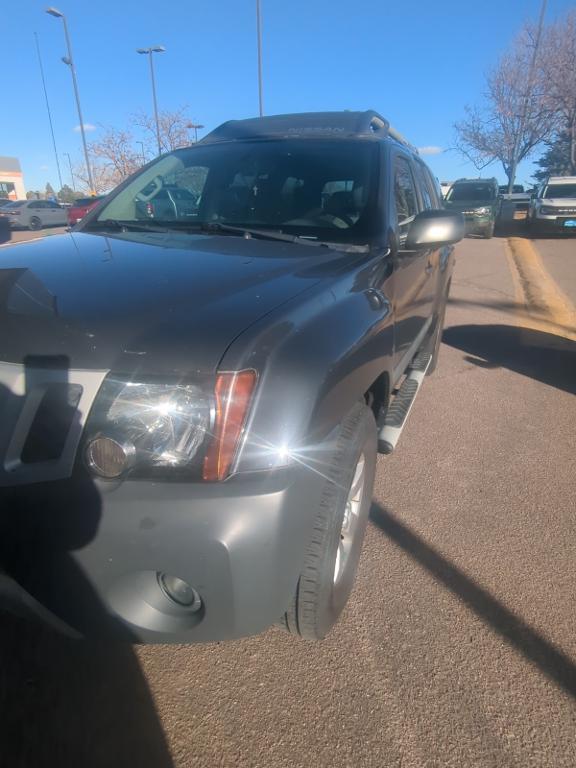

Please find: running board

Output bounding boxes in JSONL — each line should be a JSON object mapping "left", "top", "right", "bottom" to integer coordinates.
{"left": 378, "top": 351, "right": 431, "bottom": 454}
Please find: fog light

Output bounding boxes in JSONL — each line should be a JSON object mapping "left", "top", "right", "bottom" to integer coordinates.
{"left": 158, "top": 572, "right": 202, "bottom": 611}
{"left": 85, "top": 436, "right": 135, "bottom": 478}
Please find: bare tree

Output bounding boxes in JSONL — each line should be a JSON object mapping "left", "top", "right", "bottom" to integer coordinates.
{"left": 132, "top": 106, "right": 195, "bottom": 154}
{"left": 69, "top": 106, "right": 199, "bottom": 193}
{"left": 454, "top": 26, "right": 554, "bottom": 187}
{"left": 536, "top": 11, "right": 576, "bottom": 173}
{"left": 72, "top": 161, "right": 117, "bottom": 195}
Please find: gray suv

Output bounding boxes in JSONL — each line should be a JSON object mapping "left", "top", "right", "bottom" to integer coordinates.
{"left": 0, "top": 111, "right": 463, "bottom": 644}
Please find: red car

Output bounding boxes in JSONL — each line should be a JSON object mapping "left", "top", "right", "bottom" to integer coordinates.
{"left": 67, "top": 196, "right": 105, "bottom": 226}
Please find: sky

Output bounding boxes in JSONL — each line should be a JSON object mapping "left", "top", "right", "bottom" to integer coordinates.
{"left": 1, "top": 0, "right": 574, "bottom": 194}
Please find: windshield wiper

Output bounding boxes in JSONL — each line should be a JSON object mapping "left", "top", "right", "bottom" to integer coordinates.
{"left": 198, "top": 223, "right": 369, "bottom": 251}
{"left": 180, "top": 221, "right": 325, "bottom": 246}
{"left": 81, "top": 219, "right": 175, "bottom": 233}
{"left": 81, "top": 218, "right": 369, "bottom": 252}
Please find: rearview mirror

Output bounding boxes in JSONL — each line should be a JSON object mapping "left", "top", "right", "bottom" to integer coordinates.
{"left": 0, "top": 216, "right": 11, "bottom": 245}
{"left": 405, "top": 209, "right": 464, "bottom": 249}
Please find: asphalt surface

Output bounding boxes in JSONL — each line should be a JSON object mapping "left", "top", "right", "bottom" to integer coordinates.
{"left": 1, "top": 233, "right": 575, "bottom": 768}
{"left": 531, "top": 236, "right": 576, "bottom": 305}
{"left": 5, "top": 225, "right": 67, "bottom": 244}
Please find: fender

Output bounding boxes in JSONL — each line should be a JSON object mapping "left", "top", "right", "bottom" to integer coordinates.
{"left": 219, "top": 251, "right": 394, "bottom": 474}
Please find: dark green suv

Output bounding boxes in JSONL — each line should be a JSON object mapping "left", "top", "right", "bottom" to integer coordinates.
{"left": 444, "top": 178, "right": 500, "bottom": 238}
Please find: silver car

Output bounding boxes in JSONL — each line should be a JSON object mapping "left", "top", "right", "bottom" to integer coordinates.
{"left": 527, "top": 176, "right": 576, "bottom": 234}
{"left": 0, "top": 199, "right": 68, "bottom": 230}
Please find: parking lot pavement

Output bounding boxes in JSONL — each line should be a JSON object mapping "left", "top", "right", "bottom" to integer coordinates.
{"left": 530, "top": 236, "right": 576, "bottom": 307}
{"left": 2, "top": 236, "right": 575, "bottom": 768}
{"left": 133, "top": 236, "right": 576, "bottom": 768}
{"left": 5, "top": 226, "right": 67, "bottom": 244}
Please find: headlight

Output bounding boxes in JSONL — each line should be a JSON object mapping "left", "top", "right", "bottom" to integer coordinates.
{"left": 474, "top": 207, "right": 490, "bottom": 216}
{"left": 84, "top": 371, "right": 257, "bottom": 481}
{"left": 84, "top": 379, "right": 211, "bottom": 479}
{"left": 539, "top": 206, "right": 557, "bottom": 215}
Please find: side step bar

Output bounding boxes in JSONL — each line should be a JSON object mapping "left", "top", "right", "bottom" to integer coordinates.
{"left": 378, "top": 351, "right": 431, "bottom": 454}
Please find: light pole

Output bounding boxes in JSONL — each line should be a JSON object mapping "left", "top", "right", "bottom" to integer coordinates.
{"left": 256, "top": 0, "right": 264, "bottom": 116}
{"left": 187, "top": 123, "right": 204, "bottom": 143}
{"left": 34, "top": 32, "right": 63, "bottom": 191}
{"left": 136, "top": 46, "right": 165, "bottom": 156}
{"left": 137, "top": 141, "right": 147, "bottom": 165}
{"left": 63, "top": 152, "right": 75, "bottom": 191}
{"left": 46, "top": 7, "right": 95, "bottom": 194}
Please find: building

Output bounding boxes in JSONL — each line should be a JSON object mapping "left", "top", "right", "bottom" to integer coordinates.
{"left": 0, "top": 157, "right": 26, "bottom": 200}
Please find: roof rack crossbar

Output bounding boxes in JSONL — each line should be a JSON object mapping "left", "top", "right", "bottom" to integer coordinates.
{"left": 387, "top": 126, "right": 419, "bottom": 154}
{"left": 201, "top": 111, "right": 420, "bottom": 154}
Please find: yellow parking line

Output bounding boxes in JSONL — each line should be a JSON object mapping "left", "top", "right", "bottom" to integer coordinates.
{"left": 505, "top": 237, "right": 576, "bottom": 341}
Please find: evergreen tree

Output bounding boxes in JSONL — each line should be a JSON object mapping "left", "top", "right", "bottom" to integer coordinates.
{"left": 533, "top": 131, "right": 573, "bottom": 183}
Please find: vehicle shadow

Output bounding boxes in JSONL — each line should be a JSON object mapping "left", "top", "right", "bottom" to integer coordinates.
{"left": 0, "top": 362, "right": 174, "bottom": 768}
{"left": 442, "top": 324, "right": 576, "bottom": 395}
{"left": 369, "top": 503, "right": 576, "bottom": 699}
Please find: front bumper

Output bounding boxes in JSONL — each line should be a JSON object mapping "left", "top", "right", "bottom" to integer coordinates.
{"left": 0, "top": 465, "right": 324, "bottom": 643}
{"left": 463, "top": 214, "right": 492, "bottom": 235}
{"left": 531, "top": 214, "right": 576, "bottom": 233}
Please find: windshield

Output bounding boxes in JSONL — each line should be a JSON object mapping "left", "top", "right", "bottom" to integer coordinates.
{"left": 544, "top": 183, "right": 576, "bottom": 199}
{"left": 446, "top": 184, "right": 496, "bottom": 202}
{"left": 89, "top": 139, "right": 379, "bottom": 244}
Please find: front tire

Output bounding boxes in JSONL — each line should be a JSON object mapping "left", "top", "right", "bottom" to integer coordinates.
{"left": 281, "top": 403, "right": 377, "bottom": 640}
{"left": 29, "top": 216, "right": 42, "bottom": 231}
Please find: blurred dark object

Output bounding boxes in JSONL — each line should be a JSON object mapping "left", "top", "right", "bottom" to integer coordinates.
{"left": 0, "top": 215, "right": 11, "bottom": 244}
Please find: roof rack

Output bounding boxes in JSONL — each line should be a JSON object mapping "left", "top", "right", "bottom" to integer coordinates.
{"left": 387, "top": 126, "right": 419, "bottom": 154}
{"left": 201, "top": 111, "right": 419, "bottom": 153}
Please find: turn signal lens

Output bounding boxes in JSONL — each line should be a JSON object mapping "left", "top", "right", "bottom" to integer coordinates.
{"left": 203, "top": 370, "right": 257, "bottom": 481}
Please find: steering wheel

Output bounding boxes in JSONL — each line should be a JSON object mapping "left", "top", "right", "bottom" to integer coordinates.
{"left": 318, "top": 212, "right": 355, "bottom": 229}
{"left": 135, "top": 175, "right": 163, "bottom": 202}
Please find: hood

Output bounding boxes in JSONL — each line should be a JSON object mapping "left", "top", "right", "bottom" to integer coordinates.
{"left": 444, "top": 199, "right": 495, "bottom": 211}
{"left": 538, "top": 198, "right": 576, "bottom": 207}
{"left": 0, "top": 231, "right": 344, "bottom": 376}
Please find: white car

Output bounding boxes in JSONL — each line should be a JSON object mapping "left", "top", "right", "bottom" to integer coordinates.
{"left": 0, "top": 199, "right": 68, "bottom": 230}
{"left": 527, "top": 176, "right": 576, "bottom": 234}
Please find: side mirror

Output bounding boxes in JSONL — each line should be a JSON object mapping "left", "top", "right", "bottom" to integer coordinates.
{"left": 0, "top": 216, "right": 11, "bottom": 245}
{"left": 405, "top": 209, "right": 464, "bottom": 249}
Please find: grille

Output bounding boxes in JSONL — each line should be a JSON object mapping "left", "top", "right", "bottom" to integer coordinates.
{"left": 0, "top": 361, "right": 107, "bottom": 486}
{"left": 20, "top": 383, "right": 83, "bottom": 463}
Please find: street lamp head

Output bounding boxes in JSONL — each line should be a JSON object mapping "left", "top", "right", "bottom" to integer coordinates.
{"left": 61, "top": 56, "right": 71, "bottom": 66}
{"left": 46, "top": 6, "right": 64, "bottom": 17}
{"left": 137, "top": 46, "right": 166, "bottom": 54}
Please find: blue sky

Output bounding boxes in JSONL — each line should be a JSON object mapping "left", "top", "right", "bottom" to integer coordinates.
{"left": 1, "top": 0, "right": 573, "bottom": 193}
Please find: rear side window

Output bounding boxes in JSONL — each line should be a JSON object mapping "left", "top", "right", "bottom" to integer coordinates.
{"left": 422, "top": 166, "right": 443, "bottom": 208}
{"left": 394, "top": 157, "right": 418, "bottom": 224}
{"left": 413, "top": 163, "right": 433, "bottom": 210}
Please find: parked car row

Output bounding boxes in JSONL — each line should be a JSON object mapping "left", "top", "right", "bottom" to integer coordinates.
{"left": 0, "top": 195, "right": 106, "bottom": 230}
{"left": 441, "top": 176, "right": 576, "bottom": 237}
